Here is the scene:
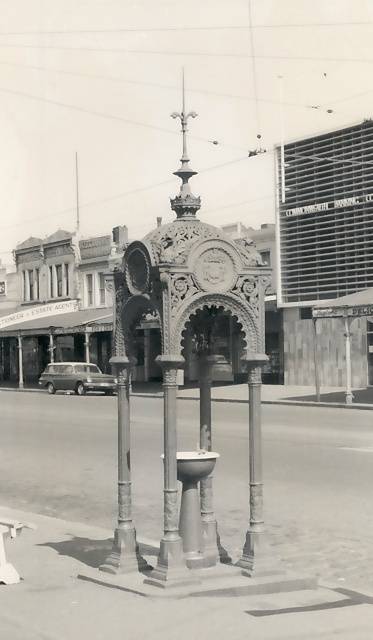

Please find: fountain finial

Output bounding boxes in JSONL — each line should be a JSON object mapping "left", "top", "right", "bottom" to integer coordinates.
{"left": 170, "top": 68, "right": 201, "bottom": 219}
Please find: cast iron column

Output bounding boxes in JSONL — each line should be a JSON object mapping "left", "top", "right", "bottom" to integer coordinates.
{"left": 147, "top": 355, "right": 192, "bottom": 587}
{"left": 84, "top": 330, "right": 90, "bottom": 363}
{"left": 312, "top": 318, "right": 321, "bottom": 402}
{"left": 237, "top": 353, "right": 272, "bottom": 577}
{"left": 100, "top": 356, "right": 146, "bottom": 574}
{"left": 144, "top": 329, "right": 150, "bottom": 382}
{"left": 0, "top": 339, "right": 4, "bottom": 381}
{"left": 199, "top": 355, "right": 221, "bottom": 566}
{"left": 48, "top": 332, "right": 55, "bottom": 363}
{"left": 17, "top": 335, "right": 24, "bottom": 390}
{"left": 344, "top": 316, "right": 354, "bottom": 405}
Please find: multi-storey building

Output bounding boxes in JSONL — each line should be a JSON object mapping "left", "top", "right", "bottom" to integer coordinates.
{"left": 0, "top": 226, "right": 127, "bottom": 385}
{"left": 276, "top": 120, "right": 373, "bottom": 387}
{"left": 221, "top": 222, "right": 282, "bottom": 383}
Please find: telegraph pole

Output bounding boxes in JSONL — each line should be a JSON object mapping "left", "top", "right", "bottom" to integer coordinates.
{"left": 75, "top": 151, "right": 80, "bottom": 234}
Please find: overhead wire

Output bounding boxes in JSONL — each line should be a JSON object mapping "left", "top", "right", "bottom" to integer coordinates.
{"left": 247, "top": 0, "right": 261, "bottom": 140}
{"left": 0, "top": 59, "right": 341, "bottom": 119}
{"left": 0, "top": 84, "right": 249, "bottom": 151}
{"left": 3, "top": 143, "right": 372, "bottom": 250}
{"left": 0, "top": 18, "right": 372, "bottom": 250}
{"left": 2, "top": 43, "right": 373, "bottom": 66}
{"left": 0, "top": 59, "right": 334, "bottom": 112}
{"left": 0, "top": 153, "right": 258, "bottom": 238}
{"left": 0, "top": 21, "right": 371, "bottom": 35}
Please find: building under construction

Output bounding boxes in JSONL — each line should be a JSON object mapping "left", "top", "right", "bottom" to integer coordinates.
{"left": 276, "top": 120, "right": 373, "bottom": 387}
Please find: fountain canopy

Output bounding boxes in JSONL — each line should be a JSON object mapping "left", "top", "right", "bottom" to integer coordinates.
{"left": 114, "top": 83, "right": 270, "bottom": 363}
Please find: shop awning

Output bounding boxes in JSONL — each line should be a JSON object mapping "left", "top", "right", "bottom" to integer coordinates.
{"left": 0, "top": 307, "right": 113, "bottom": 336}
{"left": 313, "top": 288, "right": 373, "bottom": 318}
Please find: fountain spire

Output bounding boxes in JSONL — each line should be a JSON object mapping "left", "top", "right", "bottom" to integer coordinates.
{"left": 170, "top": 69, "right": 201, "bottom": 219}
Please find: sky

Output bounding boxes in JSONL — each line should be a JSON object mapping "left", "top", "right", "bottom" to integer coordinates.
{"left": 1, "top": 0, "right": 373, "bottom": 263}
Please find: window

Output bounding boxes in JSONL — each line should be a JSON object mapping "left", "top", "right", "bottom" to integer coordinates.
{"left": 74, "top": 364, "right": 100, "bottom": 373}
{"left": 300, "top": 307, "right": 313, "bottom": 320}
{"left": 35, "top": 268, "right": 39, "bottom": 300}
{"left": 87, "top": 364, "right": 100, "bottom": 373}
{"left": 56, "top": 264, "right": 63, "bottom": 297}
{"left": 86, "top": 274, "right": 93, "bottom": 306}
{"left": 64, "top": 263, "right": 69, "bottom": 297}
{"left": 54, "top": 364, "right": 72, "bottom": 373}
{"left": 259, "top": 250, "right": 271, "bottom": 266}
{"left": 49, "top": 266, "right": 53, "bottom": 298}
{"left": 23, "top": 271, "right": 27, "bottom": 300}
{"left": 22, "top": 269, "right": 39, "bottom": 301}
{"left": 28, "top": 269, "right": 34, "bottom": 300}
{"left": 0, "top": 281, "right": 5, "bottom": 296}
{"left": 99, "top": 272, "right": 106, "bottom": 305}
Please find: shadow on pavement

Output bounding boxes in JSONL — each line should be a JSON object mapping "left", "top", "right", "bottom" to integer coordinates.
{"left": 38, "top": 536, "right": 113, "bottom": 568}
{"left": 246, "top": 587, "right": 373, "bottom": 617}
{"left": 38, "top": 536, "right": 159, "bottom": 569}
{"left": 284, "top": 387, "right": 373, "bottom": 405}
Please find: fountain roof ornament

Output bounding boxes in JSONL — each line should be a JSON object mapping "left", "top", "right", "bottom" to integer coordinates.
{"left": 143, "top": 70, "right": 262, "bottom": 269}
{"left": 169, "top": 68, "right": 200, "bottom": 220}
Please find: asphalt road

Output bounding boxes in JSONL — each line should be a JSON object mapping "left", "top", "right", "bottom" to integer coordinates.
{"left": 1, "top": 389, "right": 373, "bottom": 585}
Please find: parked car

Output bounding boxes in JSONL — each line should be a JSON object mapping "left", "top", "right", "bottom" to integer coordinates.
{"left": 38, "top": 362, "right": 117, "bottom": 396}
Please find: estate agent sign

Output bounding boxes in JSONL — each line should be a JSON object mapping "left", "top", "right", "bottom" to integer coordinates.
{"left": 0, "top": 300, "right": 79, "bottom": 329}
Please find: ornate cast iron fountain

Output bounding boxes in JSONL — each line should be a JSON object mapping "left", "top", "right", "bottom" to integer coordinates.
{"left": 100, "top": 73, "right": 272, "bottom": 590}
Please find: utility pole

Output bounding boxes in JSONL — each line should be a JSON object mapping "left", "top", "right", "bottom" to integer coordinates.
{"left": 278, "top": 75, "right": 286, "bottom": 204}
{"left": 75, "top": 151, "right": 80, "bottom": 234}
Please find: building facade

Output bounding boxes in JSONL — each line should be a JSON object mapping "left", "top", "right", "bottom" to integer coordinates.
{"left": 0, "top": 221, "right": 281, "bottom": 386}
{"left": 276, "top": 120, "right": 373, "bottom": 387}
{"left": 0, "top": 226, "right": 127, "bottom": 385}
{"left": 221, "top": 222, "right": 282, "bottom": 383}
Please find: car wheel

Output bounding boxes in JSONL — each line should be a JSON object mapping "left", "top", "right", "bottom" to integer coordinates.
{"left": 47, "top": 382, "right": 56, "bottom": 395}
{"left": 75, "top": 382, "right": 86, "bottom": 396}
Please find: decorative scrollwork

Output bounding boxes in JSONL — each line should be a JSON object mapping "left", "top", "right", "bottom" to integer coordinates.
{"left": 172, "top": 293, "right": 259, "bottom": 355}
{"left": 170, "top": 274, "right": 198, "bottom": 317}
{"left": 164, "top": 489, "right": 179, "bottom": 533}
{"left": 194, "top": 247, "right": 237, "bottom": 293}
{"left": 260, "top": 275, "right": 272, "bottom": 294}
{"left": 162, "top": 368, "right": 178, "bottom": 386}
{"left": 249, "top": 482, "right": 264, "bottom": 525}
{"left": 234, "top": 237, "right": 262, "bottom": 267}
{"left": 113, "top": 269, "right": 126, "bottom": 356}
{"left": 247, "top": 364, "right": 262, "bottom": 384}
{"left": 232, "top": 276, "right": 260, "bottom": 318}
{"left": 144, "top": 220, "right": 226, "bottom": 265}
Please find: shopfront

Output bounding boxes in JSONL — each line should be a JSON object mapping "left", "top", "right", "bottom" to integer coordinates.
{"left": 0, "top": 303, "right": 113, "bottom": 386}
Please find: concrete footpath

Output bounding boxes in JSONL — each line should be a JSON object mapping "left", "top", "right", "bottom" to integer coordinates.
{"left": 1, "top": 506, "right": 373, "bottom": 639}
{"left": 2, "top": 382, "right": 373, "bottom": 410}
{"left": 177, "top": 383, "right": 373, "bottom": 410}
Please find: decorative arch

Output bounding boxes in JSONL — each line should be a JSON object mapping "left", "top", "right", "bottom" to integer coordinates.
{"left": 171, "top": 292, "right": 259, "bottom": 356}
